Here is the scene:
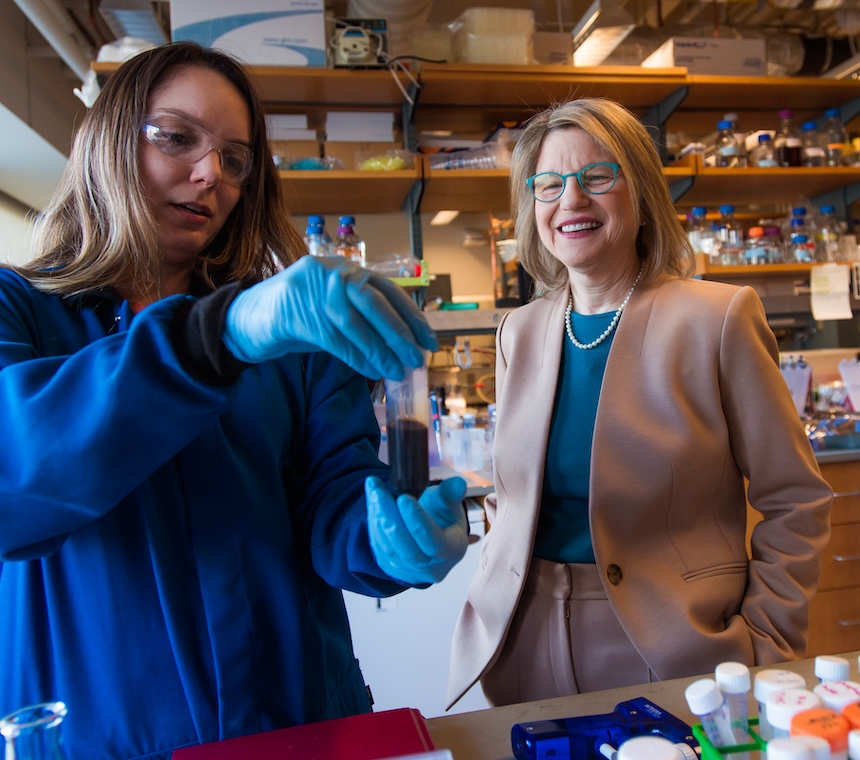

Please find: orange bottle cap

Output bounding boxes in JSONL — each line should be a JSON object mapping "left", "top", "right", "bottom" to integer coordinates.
{"left": 843, "top": 702, "right": 860, "bottom": 730}
{"left": 791, "top": 707, "right": 850, "bottom": 752}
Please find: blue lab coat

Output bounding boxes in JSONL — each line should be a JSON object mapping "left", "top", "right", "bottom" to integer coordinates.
{"left": 0, "top": 268, "right": 404, "bottom": 759}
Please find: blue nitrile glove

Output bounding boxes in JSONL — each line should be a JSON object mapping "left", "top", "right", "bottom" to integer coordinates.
{"left": 223, "top": 256, "right": 438, "bottom": 380}
{"left": 366, "top": 475, "right": 469, "bottom": 585}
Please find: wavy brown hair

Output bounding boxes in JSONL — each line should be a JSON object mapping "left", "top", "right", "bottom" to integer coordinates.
{"left": 511, "top": 97, "right": 696, "bottom": 297}
{"left": 15, "top": 42, "right": 302, "bottom": 298}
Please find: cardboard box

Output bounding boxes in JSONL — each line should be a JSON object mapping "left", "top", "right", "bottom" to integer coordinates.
{"left": 170, "top": 0, "right": 326, "bottom": 67}
{"left": 642, "top": 37, "right": 766, "bottom": 76}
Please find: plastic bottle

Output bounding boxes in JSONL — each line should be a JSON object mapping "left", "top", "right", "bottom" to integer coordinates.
{"left": 715, "top": 119, "right": 747, "bottom": 168}
{"left": 817, "top": 655, "right": 852, "bottom": 684}
{"left": 766, "top": 689, "right": 824, "bottom": 739}
{"left": 333, "top": 215, "right": 367, "bottom": 267}
{"left": 764, "top": 225, "right": 786, "bottom": 264}
{"left": 801, "top": 121, "right": 826, "bottom": 167}
{"left": 715, "top": 662, "right": 752, "bottom": 746}
{"left": 303, "top": 221, "right": 329, "bottom": 257}
{"left": 814, "top": 681, "right": 860, "bottom": 713}
{"left": 824, "top": 107, "right": 849, "bottom": 167}
{"left": 752, "top": 667, "right": 808, "bottom": 737}
{"left": 308, "top": 214, "right": 333, "bottom": 253}
{"left": 749, "top": 133, "right": 779, "bottom": 167}
{"left": 685, "top": 678, "right": 737, "bottom": 748}
{"left": 816, "top": 205, "right": 843, "bottom": 262}
{"left": 715, "top": 205, "right": 745, "bottom": 265}
{"left": 791, "top": 708, "right": 851, "bottom": 760}
{"left": 775, "top": 109, "right": 802, "bottom": 167}
{"left": 745, "top": 226, "right": 768, "bottom": 265}
{"left": 687, "top": 206, "right": 716, "bottom": 261}
{"left": 765, "top": 736, "right": 817, "bottom": 760}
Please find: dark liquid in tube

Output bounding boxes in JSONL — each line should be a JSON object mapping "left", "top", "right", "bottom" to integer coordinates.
{"left": 388, "top": 418, "right": 429, "bottom": 497}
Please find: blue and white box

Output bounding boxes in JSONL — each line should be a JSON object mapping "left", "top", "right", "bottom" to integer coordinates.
{"left": 171, "top": 0, "right": 326, "bottom": 67}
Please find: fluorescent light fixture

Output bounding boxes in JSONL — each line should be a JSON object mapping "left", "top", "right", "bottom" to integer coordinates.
{"left": 572, "top": 0, "right": 636, "bottom": 66}
{"left": 430, "top": 210, "right": 460, "bottom": 226}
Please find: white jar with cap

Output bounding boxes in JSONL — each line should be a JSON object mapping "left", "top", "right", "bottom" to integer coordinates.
{"left": 849, "top": 728, "right": 860, "bottom": 760}
{"left": 756, "top": 670, "right": 809, "bottom": 741}
{"left": 766, "top": 688, "right": 823, "bottom": 739}
{"left": 617, "top": 736, "right": 684, "bottom": 760}
{"left": 814, "top": 681, "right": 860, "bottom": 712}
{"left": 816, "top": 655, "right": 851, "bottom": 684}
{"left": 766, "top": 736, "right": 815, "bottom": 760}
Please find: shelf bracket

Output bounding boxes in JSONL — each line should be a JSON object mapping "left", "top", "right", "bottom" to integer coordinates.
{"left": 641, "top": 85, "right": 689, "bottom": 165}
{"left": 669, "top": 176, "right": 695, "bottom": 204}
{"left": 404, "top": 175, "right": 425, "bottom": 261}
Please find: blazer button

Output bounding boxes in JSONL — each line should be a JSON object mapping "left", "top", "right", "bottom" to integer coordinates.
{"left": 606, "top": 564, "right": 623, "bottom": 585}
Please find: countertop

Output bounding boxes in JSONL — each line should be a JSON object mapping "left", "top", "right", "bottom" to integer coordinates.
{"left": 425, "top": 650, "right": 860, "bottom": 760}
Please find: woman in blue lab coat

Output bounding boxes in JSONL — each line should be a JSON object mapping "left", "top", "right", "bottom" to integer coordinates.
{"left": 0, "top": 41, "right": 467, "bottom": 759}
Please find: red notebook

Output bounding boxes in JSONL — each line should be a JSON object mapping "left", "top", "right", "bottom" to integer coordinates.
{"left": 171, "top": 707, "right": 435, "bottom": 759}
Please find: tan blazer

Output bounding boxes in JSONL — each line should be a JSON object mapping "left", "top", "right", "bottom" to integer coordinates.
{"left": 446, "top": 275, "right": 832, "bottom": 709}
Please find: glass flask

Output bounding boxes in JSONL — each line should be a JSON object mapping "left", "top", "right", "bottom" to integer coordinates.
{"left": 0, "top": 702, "right": 69, "bottom": 760}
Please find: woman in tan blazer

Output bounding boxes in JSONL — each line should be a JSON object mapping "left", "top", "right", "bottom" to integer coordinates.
{"left": 446, "top": 98, "right": 832, "bottom": 710}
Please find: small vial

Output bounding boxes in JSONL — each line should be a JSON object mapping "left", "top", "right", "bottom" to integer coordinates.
{"left": 814, "top": 681, "right": 860, "bottom": 713}
{"left": 796, "top": 735, "right": 836, "bottom": 760}
{"left": 817, "top": 655, "right": 851, "bottom": 684}
{"left": 685, "top": 678, "right": 736, "bottom": 747}
{"left": 384, "top": 353, "right": 430, "bottom": 497}
{"left": 756, "top": 670, "right": 809, "bottom": 741}
{"left": 849, "top": 729, "right": 860, "bottom": 760}
{"left": 791, "top": 708, "right": 850, "bottom": 760}
{"left": 616, "top": 736, "right": 685, "bottom": 760}
{"left": 766, "top": 737, "right": 816, "bottom": 760}
{"left": 715, "top": 662, "right": 751, "bottom": 744}
{"left": 767, "top": 689, "right": 824, "bottom": 739}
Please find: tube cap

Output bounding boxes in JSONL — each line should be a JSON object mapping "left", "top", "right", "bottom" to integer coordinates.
{"left": 813, "top": 680, "right": 860, "bottom": 712}
{"left": 764, "top": 737, "right": 815, "bottom": 760}
{"left": 685, "top": 678, "right": 723, "bottom": 716}
{"left": 790, "top": 708, "right": 850, "bottom": 752}
{"left": 715, "top": 662, "right": 751, "bottom": 694}
{"left": 754, "top": 670, "right": 809, "bottom": 703}
{"left": 617, "top": 736, "right": 681, "bottom": 760}
{"left": 850, "top": 729, "right": 860, "bottom": 760}
{"left": 843, "top": 702, "right": 860, "bottom": 730}
{"left": 815, "top": 655, "right": 850, "bottom": 683}
{"left": 766, "top": 689, "right": 823, "bottom": 731}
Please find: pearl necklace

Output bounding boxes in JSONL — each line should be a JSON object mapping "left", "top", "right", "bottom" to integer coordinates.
{"left": 564, "top": 266, "right": 643, "bottom": 350}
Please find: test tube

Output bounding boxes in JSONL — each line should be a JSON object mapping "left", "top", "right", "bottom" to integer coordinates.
{"left": 755, "top": 670, "right": 809, "bottom": 741}
{"left": 767, "top": 689, "right": 823, "bottom": 739}
{"left": 685, "top": 678, "right": 737, "bottom": 748}
{"left": 715, "top": 662, "right": 751, "bottom": 744}
{"left": 384, "top": 354, "right": 430, "bottom": 498}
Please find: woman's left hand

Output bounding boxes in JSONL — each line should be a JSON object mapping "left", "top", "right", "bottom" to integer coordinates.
{"left": 365, "top": 476, "right": 468, "bottom": 585}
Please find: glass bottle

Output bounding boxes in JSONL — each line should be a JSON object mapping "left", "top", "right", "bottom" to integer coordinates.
{"left": 764, "top": 225, "right": 786, "bottom": 264}
{"left": 775, "top": 109, "right": 802, "bottom": 167}
{"left": 816, "top": 204, "right": 843, "bottom": 262}
{"left": 303, "top": 221, "right": 329, "bottom": 257}
{"left": 687, "top": 206, "right": 716, "bottom": 261}
{"left": 749, "top": 133, "right": 779, "bottom": 167}
{"left": 824, "top": 107, "right": 849, "bottom": 167}
{"left": 333, "top": 215, "right": 367, "bottom": 268}
{"left": 716, "top": 205, "right": 744, "bottom": 265}
{"left": 745, "top": 226, "right": 768, "bottom": 265}
{"left": 0, "top": 702, "right": 69, "bottom": 760}
{"left": 715, "top": 120, "right": 746, "bottom": 168}
{"left": 801, "top": 121, "right": 826, "bottom": 167}
{"left": 307, "top": 214, "right": 333, "bottom": 254}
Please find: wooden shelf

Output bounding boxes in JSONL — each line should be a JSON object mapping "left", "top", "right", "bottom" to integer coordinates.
{"left": 278, "top": 167, "right": 419, "bottom": 215}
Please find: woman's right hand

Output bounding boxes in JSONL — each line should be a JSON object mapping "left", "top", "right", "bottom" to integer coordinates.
{"left": 223, "top": 255, "right": 438, "bottom": 379}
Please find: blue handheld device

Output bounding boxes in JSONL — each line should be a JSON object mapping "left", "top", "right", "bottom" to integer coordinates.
{"left": 511, "top": 697, "right": 700, "bottom": 760}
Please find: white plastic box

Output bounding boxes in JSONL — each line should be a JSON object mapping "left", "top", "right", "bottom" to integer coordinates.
{"left": 642, "top": 37, "right": 766, "bottom": 76}
{"left": 170, "top": 0, "right": 326, "bottom": 67}
{"left": 451, "top": 7, "right": 535, "bottom": 65}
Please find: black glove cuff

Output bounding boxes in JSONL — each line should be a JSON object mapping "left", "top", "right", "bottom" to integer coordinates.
{"left": 170, "top": 281, "right": 252, "bottom": 385}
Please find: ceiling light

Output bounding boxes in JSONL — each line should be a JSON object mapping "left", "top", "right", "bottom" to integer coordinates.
{"left": 572, "top": 0, "right": 636, "bottom": 66}
{"left": 430, "top": 210, "right": 460, "bottom": 226}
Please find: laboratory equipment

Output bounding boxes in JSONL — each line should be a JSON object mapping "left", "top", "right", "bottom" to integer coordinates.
{"left": 0, "top": 702, "right": 69, "bottom": 760}
{"left": 385, "top": 354, "right": 430, "bottom": 497}
{"left": 510, "top": 697, "right": 699, "bottom": 760}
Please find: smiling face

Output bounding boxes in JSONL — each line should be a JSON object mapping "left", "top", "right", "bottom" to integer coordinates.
{"left": 533, "top": 127, "right": 639, "bottom": 279}
{"left": 139, "top": 64, "right": 251, "bottom": 291}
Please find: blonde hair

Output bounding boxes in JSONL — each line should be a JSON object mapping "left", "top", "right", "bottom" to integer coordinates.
{"left": 511, "top": 97, "right": 695, "bottom": 297}
{"left": 16, "top": 42, "right": 303, "bottom": 298}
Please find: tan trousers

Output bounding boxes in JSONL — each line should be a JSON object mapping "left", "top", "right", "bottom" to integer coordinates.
{"left": 480, "top": 556, "right": 655, "bottom": 706}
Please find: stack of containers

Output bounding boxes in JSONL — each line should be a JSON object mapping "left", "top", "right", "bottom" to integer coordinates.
{"left": 450, "top": 7, "right": 535, "bottom": 64}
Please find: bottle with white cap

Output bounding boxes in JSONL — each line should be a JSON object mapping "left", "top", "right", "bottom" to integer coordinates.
{"left": 814, "top": 681, "right": 860, "bottom": 713}
{"left": 796, "top": 735, "right": 838, "bottom": 760}
{"left": 849, "top": 728, "right": 860, "bottom": 760}
{"left": 685, "top": 678, "right": 737, "bottom": 747}
{"left": 715, "top": 662, "right": 751, "bottom": 744}
{"left": 756, "top": 670, "right": 809, "bottom": 741}
{"left": 766, "top": 689, "right": 824, "bottom": 739}
{"left": 766, "top": 736, "right": 816, "bottom": 760}
{"left": 615, "top": 735, "right": 690, "bottom": 760}
{"left": 817, "top": 656, "right": 852, "bottom": 684}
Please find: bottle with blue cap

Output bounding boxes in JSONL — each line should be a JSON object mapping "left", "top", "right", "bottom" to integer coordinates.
{"left": 824, "top": 107, "right": 849, "bottom": 166}
{"left": 333, "top": 215, "right": 367, "bottom": 268}
{"left": 715, "top": 120, "right": 746, "bottom": 168}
